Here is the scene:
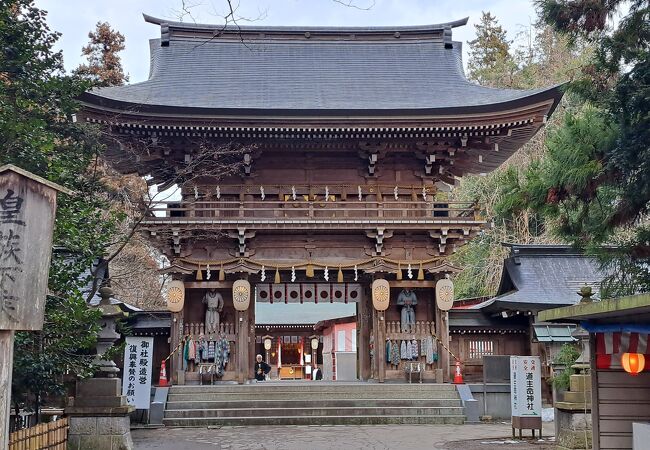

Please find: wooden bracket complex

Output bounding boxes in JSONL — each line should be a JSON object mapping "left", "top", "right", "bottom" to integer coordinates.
{"left": 228, "top": 228, "right": 256, "bottom": 257}
{"left": 366, "top": 228, "right": 393, "bottom": 255}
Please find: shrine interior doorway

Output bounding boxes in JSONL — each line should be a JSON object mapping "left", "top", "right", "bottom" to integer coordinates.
{"left": 254, "top": 282, "right": 359, "bottom": 381}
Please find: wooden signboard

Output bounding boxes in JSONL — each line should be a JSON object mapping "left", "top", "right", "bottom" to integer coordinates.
{"left": 0, "top": 165, "right": 69, "bottom": 450}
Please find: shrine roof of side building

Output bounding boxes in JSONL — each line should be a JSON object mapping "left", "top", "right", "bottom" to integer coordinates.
{"left": 78, "top": 14, "right": 563, "bottom": 118}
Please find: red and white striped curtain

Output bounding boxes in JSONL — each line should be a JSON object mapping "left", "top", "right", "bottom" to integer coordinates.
{"left": 595, "top": 332, "right": 650, "bottom": 371}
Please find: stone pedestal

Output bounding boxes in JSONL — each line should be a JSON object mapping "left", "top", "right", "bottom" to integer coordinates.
{"left": 66, "top": 378, "right": 135, "bottom": 450}
{"left": 555, "top": 374, "right": 592, "bottom": 449}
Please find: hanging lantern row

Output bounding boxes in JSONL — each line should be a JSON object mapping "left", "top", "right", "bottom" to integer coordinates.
{"left": 168, "top": 277, "right": 454, "bottom": 313}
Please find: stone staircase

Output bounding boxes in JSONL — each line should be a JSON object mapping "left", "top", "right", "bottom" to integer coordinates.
{"left": 163, "top": 382, "right": 465, "bottom": 426}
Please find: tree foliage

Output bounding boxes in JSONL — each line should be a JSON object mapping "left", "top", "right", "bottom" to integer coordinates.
{"left": 74, "top": 21, "right": 128, "bottom": 87}
{"left": 494, "top": 0, "right": 650, "bottom": 295}
{"left": 453, "top": 15, "right": 591, "bottom": 298}
{"left": 0, "top": 0, "right": 122, "bottom": 411}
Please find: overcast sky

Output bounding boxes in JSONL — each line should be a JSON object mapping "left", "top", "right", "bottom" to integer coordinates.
{"left": 34, "top": 0, "right": 538, "bottom": 83}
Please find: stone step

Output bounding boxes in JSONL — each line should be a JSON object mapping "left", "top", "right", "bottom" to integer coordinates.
{"left": 162, "top": 414, "right": 465, "bottom": 427}
{"left": 166, "top": 391, "right": 460, "bottom": 402}
{"left": 164, "top": 405, "right": 464, "bottom": 419}
{"left": 167, "top": 383, "right": 456, "bottom": 395}
{"left": 166, "top": 398, "right": 462, "bottom": 410}
{"left": 162, "top": 383, "right": 465, "bottom": 427}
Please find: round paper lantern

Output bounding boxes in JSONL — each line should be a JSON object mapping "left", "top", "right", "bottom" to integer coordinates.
{"left": 622, "top": 352, "right": 645, "bottom": 375}
{"left": 372, "top": 279, "right": 390, "bottom": 311}
{"left": 436, "top": 278, "right": 454, "bottom": 311}
{"left": 232, "top": 279, "right": 251, "bottom": 311}
{"left": 264, "top": 338, "right": 272, "bottom": 350}
{"left": 166, "top": 280, "right": 185, "bottom": 312}
{"left": 311, "top": 338, "right": 319, "bottom": 350}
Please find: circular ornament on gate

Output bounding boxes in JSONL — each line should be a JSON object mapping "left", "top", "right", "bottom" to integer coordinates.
{"left": 436, "top": 278, "right": 454, "bottom": 311}
{"left": 371, "top": 279, "right": 390, "bottom": 311}
{"left": 166, "top": 280, "right": 185, "bottom": 312}
{"left": 232, "top": 279, "right": 251, "bottom": 311}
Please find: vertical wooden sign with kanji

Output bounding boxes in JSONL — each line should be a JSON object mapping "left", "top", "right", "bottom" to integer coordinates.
{"left": 0, "top": 165, "right": 70, "bottom": 450}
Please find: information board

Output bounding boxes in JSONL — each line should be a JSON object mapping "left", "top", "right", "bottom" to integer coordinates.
{"left": 510, "top": 356, "right": 542, "bottom": 417}
{"left": 122, "top": 336, "right": 154, "bottom": 409}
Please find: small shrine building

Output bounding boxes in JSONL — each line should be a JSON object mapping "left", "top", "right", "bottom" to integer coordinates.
{"left": 79, "top": 14, "right": 563, "bottom": 384}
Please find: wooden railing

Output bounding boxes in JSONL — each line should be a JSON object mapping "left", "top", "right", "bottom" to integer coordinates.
{"left": 147, "top": 200, "right": 480, "bottom": 222}
{"left": 9, "top": 417, "right": 68, "bottom": 450}
{"left": 385, "top": 321, "right": 436, "bottom": 340}
{"left": 184, "top": 322, "right": 235, "bottom": 339}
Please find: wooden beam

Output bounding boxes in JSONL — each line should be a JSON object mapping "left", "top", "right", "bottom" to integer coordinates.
{"left": 184, "top": 281, "right": 233, "bottom": 289}
{"left": 389, "top": 280, "right": 436, "bottom": 288}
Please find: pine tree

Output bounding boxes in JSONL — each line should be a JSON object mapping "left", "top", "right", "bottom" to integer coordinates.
{"left": 494, "top": 0, "right": 650, "bottom": 296}
{"left": 74, "top": 21, "right": 128, "bottom": 87}
{"left": 466, "top": 12, "right": 518, "bottom": 87}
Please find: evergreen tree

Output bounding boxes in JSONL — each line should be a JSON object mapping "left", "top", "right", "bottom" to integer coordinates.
{"left": 1, "top": 0, "right": 122, "bottom": 413}
{"left": 494, "top": 0, "right": 650, "bottom": 295}
{"left": 74, "top": 21, "right": 128, "bottom": 87}
{"left": 453, "top": 16, "right": 590, "bottom": 298}
{"left": 467, "top": 11, "right": 518, "bottom": 87}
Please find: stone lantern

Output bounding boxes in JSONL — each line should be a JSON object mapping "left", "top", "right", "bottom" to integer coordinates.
{"left": 94, "top": 285, "right": 125, "bottom": 377}
{"left": 66, "top": 284, "right": 135, "bottom": 449}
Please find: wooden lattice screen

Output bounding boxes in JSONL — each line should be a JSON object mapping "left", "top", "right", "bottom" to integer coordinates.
{"left": 9, "top": 417, "right": 68, "bottom": 450}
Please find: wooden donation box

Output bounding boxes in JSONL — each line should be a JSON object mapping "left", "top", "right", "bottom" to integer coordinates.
{"left": 279, "top": 366, "right": 304, "bottom": 380}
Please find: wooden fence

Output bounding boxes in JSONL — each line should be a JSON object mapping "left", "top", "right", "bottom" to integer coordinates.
{"left": 8, "top": 417, "right": 68, "bottom": 450}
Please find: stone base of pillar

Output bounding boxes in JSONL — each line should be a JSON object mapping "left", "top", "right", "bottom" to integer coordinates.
{"left": 555, "top": 374, "right": 592, "bottom": 450}
{"left": 555, "top": 409, "right": 592, "bottom": 449}
{"left": 65, "top": 378, "right": 135, "bottom": 450}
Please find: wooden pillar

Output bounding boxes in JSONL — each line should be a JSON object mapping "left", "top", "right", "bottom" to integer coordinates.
{"left": 375, "top": 308, "right": 386, "bottom": 383}
{"left": 237, "top": 309, "right": 250, "bottom": 384}
{"left": 170, "top": 312, "right": 181, "bottom": 383}
{"left": 249, "top": 302, "right": 256, "bottom": 376}
{"left": 435, "top": 301, "right": 450, "bottom": 382}
{"left": 358, "top": 290, "right": 371, "bottom": 381}
{"left": 1, "top": 330, "right": 14, "bottom": 450}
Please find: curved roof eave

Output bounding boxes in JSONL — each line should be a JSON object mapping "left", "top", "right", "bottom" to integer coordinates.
{"left": 79, "top": 84, "right": 564, "bottom": 122}
{"left": 142, "top": 13, "right": 469, "bottom": 34}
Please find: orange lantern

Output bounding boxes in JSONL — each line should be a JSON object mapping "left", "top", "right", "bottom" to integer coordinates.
{"left": 621, "top": 352, "right": 645, "bottom": 375}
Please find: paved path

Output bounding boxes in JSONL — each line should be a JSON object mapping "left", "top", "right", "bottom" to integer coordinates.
{"left": 132, "top": 422, "right": 556, "bottom": 450}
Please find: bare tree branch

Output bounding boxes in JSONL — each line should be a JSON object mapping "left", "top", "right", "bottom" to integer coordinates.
{"left": 332, "top": 0, "right": 376, "bottom": 11}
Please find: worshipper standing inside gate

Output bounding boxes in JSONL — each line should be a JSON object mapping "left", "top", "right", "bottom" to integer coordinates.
{"left": 254, "top": 354, "right": 271, "bottom": 381}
